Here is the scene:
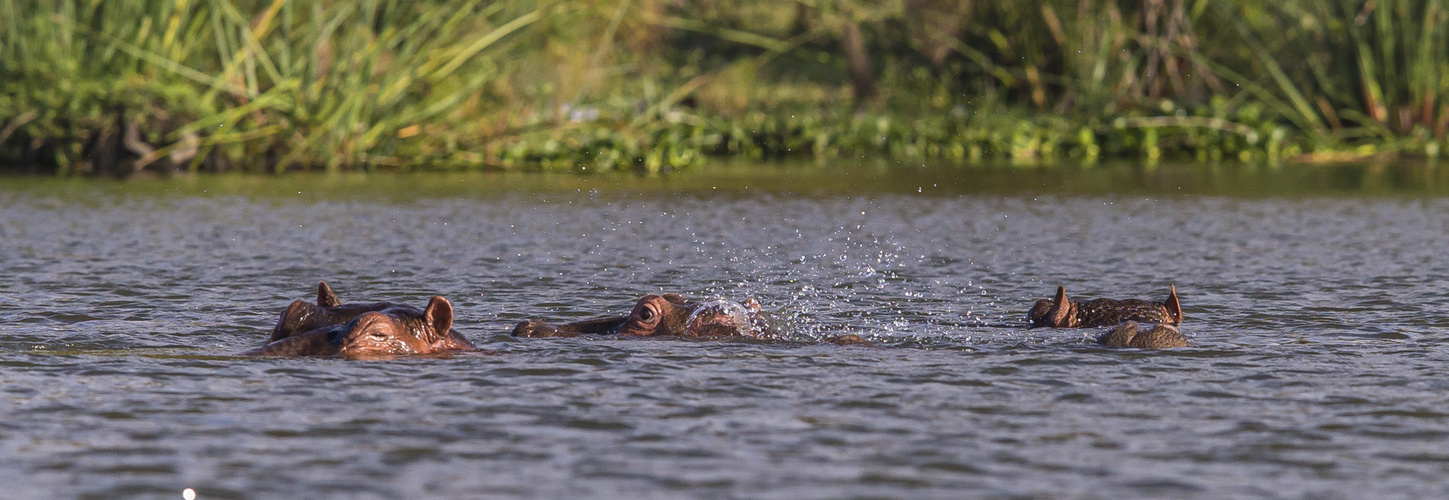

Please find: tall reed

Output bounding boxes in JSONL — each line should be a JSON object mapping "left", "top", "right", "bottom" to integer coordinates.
{"left": 0, "top": 0, "right": 546, "bottom": 173}
{"left": 2, "top": 0, "right": 1447, "bottom": 174}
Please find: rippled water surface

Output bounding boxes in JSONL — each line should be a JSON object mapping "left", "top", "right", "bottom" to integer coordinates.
{"left": 4, "top": 163, "right": 1449, "bottom": 499}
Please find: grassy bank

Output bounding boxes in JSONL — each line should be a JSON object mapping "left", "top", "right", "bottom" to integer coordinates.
{"left": 2, "top": 0, "right": 1447, "bottom": 175}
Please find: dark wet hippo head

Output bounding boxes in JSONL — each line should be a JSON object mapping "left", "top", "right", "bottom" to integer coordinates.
{"left": 1026, "top": 285, "right": 1074, "bottom": 328}
{"left": 271, "top": 281, "right": 400, "bottom": 342}
{"left": 511, "top": 294, "right": 785, "bottom": 340}
{"left": 1028, "top": 285, "right": 1182, "bottom": 328}
{"left": 618, "top": 294, "right": 696, "bottom": 337}
{"left": 507, "top": 295, "right": 694, "bottom": 338}
{"left": 269, "top": 282, "right": 476, "bottom": 350}
{"left": 335, "top": 296, "right": 461, "bottom": 358}
{"left": 1096, "top": 321, "right": 1190, "bottom": 349}
{"left": 270, "top": 281, "right": 339, "bottom": 341}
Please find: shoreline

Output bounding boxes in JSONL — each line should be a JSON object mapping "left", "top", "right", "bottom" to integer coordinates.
{"left": 3, "top": 109, "right": 1442, "bottom": 176}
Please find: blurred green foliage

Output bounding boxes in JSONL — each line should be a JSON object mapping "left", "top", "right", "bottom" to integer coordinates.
{"left": 1, "top": 0, "right": 1446, "bottom": 174}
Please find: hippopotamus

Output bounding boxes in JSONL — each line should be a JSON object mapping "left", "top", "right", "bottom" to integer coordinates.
{"left": 269, "top": 281, "right": 475, "bottom": 350}
{"left": 1027, "top": 285, "right": 1182, "bottom": 328}
{"left": 1096, "top": 321, "right": 1190, "bottom": 349}
{"left": 512, "top": 294, "right": 873, "bottom": 346}
{"left": 244, "top": 296, "right": 475, "bottom": 358}
{"left": 512, "top": 294, "right": 779, "bottom": 338}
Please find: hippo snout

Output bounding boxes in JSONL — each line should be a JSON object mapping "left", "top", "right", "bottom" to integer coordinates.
{"left": 684, "top": 300, "right": 753, "bottom": 338}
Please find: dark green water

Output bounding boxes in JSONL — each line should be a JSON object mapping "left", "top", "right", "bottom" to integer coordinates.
{"left": 3, "top": 162, "right": 1449, "bottom": 498}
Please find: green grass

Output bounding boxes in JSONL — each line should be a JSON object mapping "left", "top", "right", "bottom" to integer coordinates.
{"left": 1, "top": 0, "right": 1447, "bottom": 175}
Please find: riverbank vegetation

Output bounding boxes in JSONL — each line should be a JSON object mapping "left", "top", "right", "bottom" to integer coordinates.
{"left": 2, "top": 0, "right": 1448, "bottom": 174}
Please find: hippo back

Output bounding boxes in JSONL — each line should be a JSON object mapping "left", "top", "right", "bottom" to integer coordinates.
{"left": 1073, "top": 298, "right": 1175, "bottom": 328}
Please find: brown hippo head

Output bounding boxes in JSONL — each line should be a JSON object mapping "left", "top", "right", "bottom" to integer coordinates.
{"left": 246, "top": 295, "right": 475, "bottom": 358}
{"left": 1096, "top": 321, "right": 1190, "bottom": 349}
{"left": 509, "top": 294, "right": 694, "bottom": 338}
{"left": 269, "top": 282, "right": 476, "bottom": 350}
{"left": 1027, "top": 285, "right": 1076, "bottom": 328}
{"left": 512, "top": 294, "right": 786, "bottom": 340}
{"left": 270, "top": 281, "right": 397, "bottom": 342}
{"left": 336, "top": 296, "right": 469, "bottom": 359}
{"left": 1028, "top": 285, "right": 1182, "bottom": 328}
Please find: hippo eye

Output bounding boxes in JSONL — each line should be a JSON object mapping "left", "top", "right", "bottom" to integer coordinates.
{"left": 639, "top": 307, "right": 656, "bottom": 321}
{"left": 369, "top": 331, "right": 388, "bottom": 340}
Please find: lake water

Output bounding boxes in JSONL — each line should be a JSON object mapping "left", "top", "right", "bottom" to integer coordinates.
{"left": 3, "top": 162, "right": 1449, "bottom": 499}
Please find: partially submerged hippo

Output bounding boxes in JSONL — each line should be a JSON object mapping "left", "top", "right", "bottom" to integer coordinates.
{"left": 1096, "top": 321, "right": 1190, "bottom": 349}
{"left": 244, "top": 296, "right": 474, "bottom": 358}
{"left": 512, "top": 294, "right": 779, "bottom": 339}
{"left": 513, "top": 294, "right": 872, "bottom": 346}
{"left": 269, "top": 281, "right": 475, "bottom": 350}
{"left": 1027, "top": 285, "right": 1182, "bottom": 328}
{"left": 270, "top": 281, "right": 396, "bottom": 341}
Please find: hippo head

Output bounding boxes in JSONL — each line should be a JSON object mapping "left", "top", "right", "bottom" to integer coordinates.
{"left": 1028, "top": 285, "right": 1184, "bottom": 328}
{"left": 1027, "top": 285, "right": 1076, "bottom": 328}
{"left": 335, "top": 296, "right": 459, "bottom": 358}
{"left": 511, "top": 294, "right": 782, "bottom": 339}
{"left": 269, "top": 282, "right": 476, "bottom": 351}
{"left": 617, "top": 294, "right": 696, "bottom": 336}
{"left": 270, "top": 281, "right": 341, "bottom": 341}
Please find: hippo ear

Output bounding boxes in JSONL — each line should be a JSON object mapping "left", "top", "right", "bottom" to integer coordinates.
{"left": 424, "top": 296, "right": 454, "bottom": 338}
{"left": 317, "top": 281, "right": 341, "bottom": 307}
{"left": 1048, "top": 285, "right": 1071, "bottom": 327}
{"left": 271, "top": 299, "right": 314, "bottom": 342}
{"left": 1164, "top": 285, "right": 1183, "bottom": 324}
{"left": 662, "top": 294, "right": 692, "bottom": 305}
